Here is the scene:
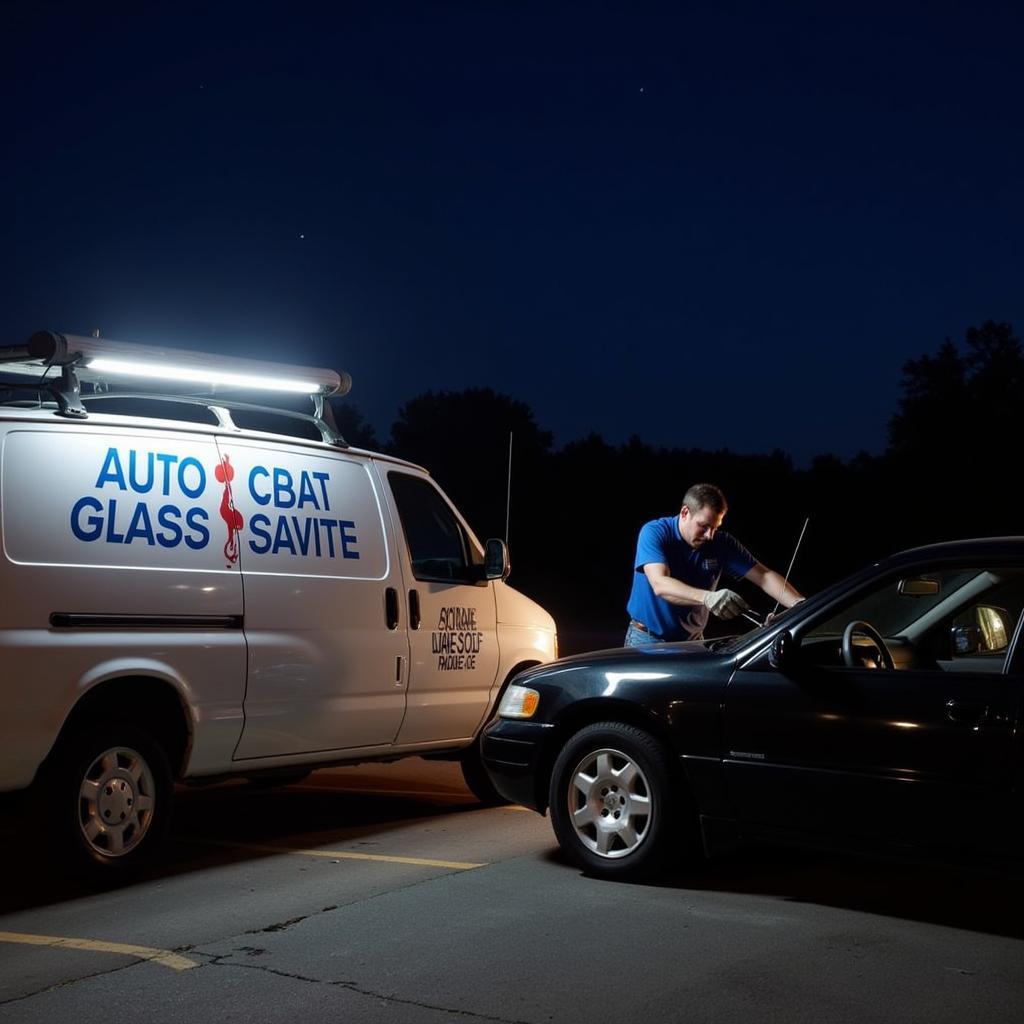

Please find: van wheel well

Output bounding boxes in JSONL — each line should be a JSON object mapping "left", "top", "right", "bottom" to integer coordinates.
{"left": 51, "top": 677, "right": 191, "bottom": 781}
{"left": 495, "top": 661, "right": 541, "bottom": 706}
{"left": 458, "top": 662, "right": 543, "bottom": 804}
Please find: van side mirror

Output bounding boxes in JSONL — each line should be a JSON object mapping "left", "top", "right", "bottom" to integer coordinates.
{"left": 768, "top": 629, "right": 794, "bottom": 670}
{"left": 484, "top": 538, "right": 510, "bottom": 581}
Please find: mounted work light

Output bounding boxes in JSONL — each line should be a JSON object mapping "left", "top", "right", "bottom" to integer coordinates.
{"left": 23, "top": 331, "right": 349, "bottom": 397}
{"left": 0, "top": 330, "right": 351, "bottom": 421}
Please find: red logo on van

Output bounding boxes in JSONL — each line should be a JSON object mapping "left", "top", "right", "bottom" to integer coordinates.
{"left": 215, "top": 454, "right": 245, "bottom": 565}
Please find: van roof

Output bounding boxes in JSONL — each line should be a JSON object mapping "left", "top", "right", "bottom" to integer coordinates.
{"left": 0, "top": 402, "right": 429, "bottom": 475}
{"left": 0, "top": 329, "right": 400, "bottom": 458}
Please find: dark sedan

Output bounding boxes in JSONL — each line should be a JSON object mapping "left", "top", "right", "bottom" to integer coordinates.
{"left": 482, "top": 537, "right": 1024, "bottom": 879}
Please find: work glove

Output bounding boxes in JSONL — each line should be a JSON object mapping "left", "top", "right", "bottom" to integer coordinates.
{"left": 702, "top": 588, "right": 749, "bottom": 620}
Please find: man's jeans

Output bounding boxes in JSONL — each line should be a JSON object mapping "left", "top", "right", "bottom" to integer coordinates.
{"left": 624, "top": 622, "right": 664, "bottom": 647}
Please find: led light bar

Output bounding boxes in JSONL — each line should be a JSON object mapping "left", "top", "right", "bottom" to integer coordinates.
{"left": 21, "top": 331, "right": 349, "bottom": 397}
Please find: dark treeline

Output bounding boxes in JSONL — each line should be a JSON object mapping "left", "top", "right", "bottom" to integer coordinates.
{"left": 333, "top": 321, "right": 1023, "bottom": 652}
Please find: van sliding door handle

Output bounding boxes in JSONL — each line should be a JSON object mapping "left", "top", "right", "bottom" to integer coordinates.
{"left": 409, "top": 589, "right": 421, "bottom": 630}
{"left": 385, "top": 587, "right": 399, "bottom": 630}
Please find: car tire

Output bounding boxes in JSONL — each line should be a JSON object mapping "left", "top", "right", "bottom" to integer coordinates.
{"left": 45, "top": 723, "right": 172, "bottom": 877}
{"left": 459, "top": 738, "right": 509, "bottom": 806}
{"left": 549, "top": 721, "right": 678, "bottom": 880}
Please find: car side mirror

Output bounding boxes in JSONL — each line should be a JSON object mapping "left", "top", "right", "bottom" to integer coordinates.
{"left": 951, "top": 604, "right": 1010, "bottom": 655}
{"left": 768, "top": 629, "right": 794, "bottom": 670}
{"left": 484, "top": 538, "right": 510, "bottom": 581}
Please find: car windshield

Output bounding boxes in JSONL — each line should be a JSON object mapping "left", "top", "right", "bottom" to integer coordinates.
{"left": 810, "top": 569, "right": 982, "bottom": 637}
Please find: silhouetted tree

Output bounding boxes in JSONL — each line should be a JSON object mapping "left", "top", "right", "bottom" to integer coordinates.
{"left": 887, "top": 320, "right": 1023, "bottom": 540}
{"left": 386, "top": 388, "right": 553, "bottom": 544}
{"left": 889, "top": 321, "right": 1023, "bottom": 459}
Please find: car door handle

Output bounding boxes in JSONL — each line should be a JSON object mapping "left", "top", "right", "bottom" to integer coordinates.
{"left": 385, "top": 587, "right": 399, "bottom": 630}
{"left": 409, "top": 589, "right": 421, "bottom": 630}
{"left": 945, "top": 699, "right": 989, "bottom": 725}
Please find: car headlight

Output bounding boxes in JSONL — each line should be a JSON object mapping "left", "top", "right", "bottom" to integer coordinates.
{"left": 498, "top": 684, "right": 540, "bottom": 719}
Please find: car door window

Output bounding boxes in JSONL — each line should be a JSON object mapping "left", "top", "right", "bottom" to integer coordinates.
{"left": 799, "top": 566, "right": 1024, "bottom": 673}
{"left": 388, "top": 472, "right": 480, "bottom": 583}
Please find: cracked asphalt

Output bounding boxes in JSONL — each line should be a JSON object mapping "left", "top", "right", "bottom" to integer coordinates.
{"left": 1, "top": 760, "right": 1022, "bottom": 1023}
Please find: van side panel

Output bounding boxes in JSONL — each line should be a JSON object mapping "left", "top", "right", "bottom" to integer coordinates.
{"left": 219, "top": 439, "right": 410, "bottom": 759}
{"left": 0, "top": 426, "right": 247, "bottom": 789}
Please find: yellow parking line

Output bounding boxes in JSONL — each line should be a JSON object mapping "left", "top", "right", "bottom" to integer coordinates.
{"left": 0, "top": 931, "right": 198, "bottom": 971}
{"left": 184, "top": 837, "right": 486, "bottom": 870}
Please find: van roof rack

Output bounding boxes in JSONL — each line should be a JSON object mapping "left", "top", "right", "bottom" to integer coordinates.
{"left": 0, "top": 330, "right": 352, "bottom": 447}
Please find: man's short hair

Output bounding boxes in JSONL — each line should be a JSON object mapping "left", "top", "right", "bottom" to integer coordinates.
{"left": 682, "top": 483, "right": 727, "bottom": 515}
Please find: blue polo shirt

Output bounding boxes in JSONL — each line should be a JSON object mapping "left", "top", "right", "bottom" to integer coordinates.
{"left": 627, "top": 516, "right": 756, "bottom": 641}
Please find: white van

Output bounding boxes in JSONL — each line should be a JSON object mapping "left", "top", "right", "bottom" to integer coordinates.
{"left": 0, "top": 331, "right": 557, "bottom": 873}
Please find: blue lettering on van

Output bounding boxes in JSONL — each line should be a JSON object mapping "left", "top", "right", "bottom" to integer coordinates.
{"left": 248, "top": 464, "right": 331, "bottom": 511}
{"left": 71, "top": 496, "right": 104, "bottom": 541}
{"left": 248, "top": 513, "right": 272, "bottom": 553}
{"left": 125, "top": 501, "right": 155, "bottom": 545}
{"left": 129, "top": 450, "right": 154, "bottom": 493}
{"left": 184, "top": 508, "right": 210, "bottom": 549}
{"left": 339, "top": 520, "right": 359, "bottom": 559}
{"left": 272, "top": 515, "right": 296, "bottom": 555}
{"left": 245, "top": 514, "right": 360, "bottom": 560}
{"left": 273, "top": 468, "right": 294, "bottom": 509}
{"left": 178, "top": 457, "right": 205, "bottom": 499}
{"left": 95, "top": 447, "right": 206, "bottom": 498}
{"left": 71, "top": 447, "right": 213, "bottom": 552}
{"left": 70, "top": 496, "right": 210, "bottom": 550}
{"left": 249, "top": 466, "right": 271, "bottom": 506}
{"left": 156, "top": 505, "right": 184, "bottom": 548}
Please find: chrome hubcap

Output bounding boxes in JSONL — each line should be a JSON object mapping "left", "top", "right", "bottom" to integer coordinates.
{"left": 78, "top": 746, "right": 156, "bottom": 857}
{"left": 567, "top": 747, "right": 652, "bottom": 859}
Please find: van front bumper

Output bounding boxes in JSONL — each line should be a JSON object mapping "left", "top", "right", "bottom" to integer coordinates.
{"left": 480, "top": 719, "right": 554, "bottom": 813}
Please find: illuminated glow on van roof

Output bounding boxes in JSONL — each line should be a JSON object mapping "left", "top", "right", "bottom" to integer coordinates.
{"left": 8, "top": 330, "right": 350, "bottom": 398}
{"left": 86, "top": 356, "right": 321, "bottom": 394}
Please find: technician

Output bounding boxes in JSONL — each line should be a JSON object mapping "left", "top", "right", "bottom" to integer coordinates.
{"left": 625, "top": 482, "right": 803, "bottom": 645}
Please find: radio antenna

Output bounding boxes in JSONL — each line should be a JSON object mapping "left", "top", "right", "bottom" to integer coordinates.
{"left": 504, "top": 431, "right": 513, "bottom": 545}
{"left": 772, "top": 516, "right": 809, "bottom": 616}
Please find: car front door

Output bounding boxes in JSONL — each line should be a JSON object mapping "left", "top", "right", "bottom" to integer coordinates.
{"left": 724, "top": 564, "right": 1024, "bottom": 858}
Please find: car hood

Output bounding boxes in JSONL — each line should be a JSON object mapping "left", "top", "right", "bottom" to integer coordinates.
{"left": 514, "top": 636, "right": 723, "bottom": 681}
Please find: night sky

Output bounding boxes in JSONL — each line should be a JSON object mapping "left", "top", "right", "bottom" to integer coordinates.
{"left": 3, "top": 2, "right": 1023, "bottom": 465}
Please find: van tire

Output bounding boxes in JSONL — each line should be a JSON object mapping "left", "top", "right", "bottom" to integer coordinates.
{"left": 46, "top": 723, "right": 172, "bottom": 876}
{"left": 459, "top": 739, "right": 508, "bottom": 806}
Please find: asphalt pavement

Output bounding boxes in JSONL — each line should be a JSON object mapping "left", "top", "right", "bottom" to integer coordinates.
{"left": 0, "top": 760, "right": 1021, "bottom": 1023}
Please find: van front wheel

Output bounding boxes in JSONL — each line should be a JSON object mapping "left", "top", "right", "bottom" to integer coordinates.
{"left": 48, "top": 725, "right": 172, "bottom": 875}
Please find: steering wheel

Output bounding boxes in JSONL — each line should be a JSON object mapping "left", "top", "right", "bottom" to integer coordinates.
{"left": 841, "top": 620, "right": 894, "bottom": 670}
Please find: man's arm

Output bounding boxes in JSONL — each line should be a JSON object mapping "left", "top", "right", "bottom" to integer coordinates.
{"left": 744, "top": 562, "right": 804, "bottom": 607}
{"left": 642, "top": 563, "right": 707, "bottom": 607}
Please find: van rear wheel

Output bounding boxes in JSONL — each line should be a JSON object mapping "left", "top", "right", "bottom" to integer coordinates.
{"left": 47, "top": 724, "right": 172, "bottom": 876}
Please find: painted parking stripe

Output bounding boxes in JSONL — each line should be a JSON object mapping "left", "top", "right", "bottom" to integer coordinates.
{"left": 183, "top": 837, "right": 486, "bottom": 870}
{"left": 0, "top": 931, "right": 199, "bottom": 971}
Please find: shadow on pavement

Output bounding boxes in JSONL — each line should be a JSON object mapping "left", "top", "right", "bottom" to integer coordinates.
{"left": 0, "top": 764, "right": 485, "bottom": 914}
{"left": 544, "top": 843, "right": 1024, "bottom": 939}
